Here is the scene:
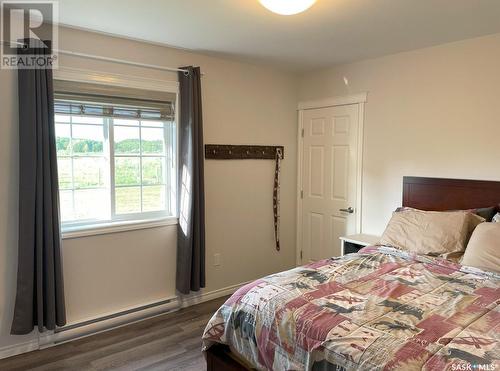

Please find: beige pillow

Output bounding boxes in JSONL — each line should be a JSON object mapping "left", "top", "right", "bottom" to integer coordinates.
{"left": 462, "top": 223, "right": 500, "bottom": 273}
{"left": 379, "top": 209, "right": 484, "bottom": 258}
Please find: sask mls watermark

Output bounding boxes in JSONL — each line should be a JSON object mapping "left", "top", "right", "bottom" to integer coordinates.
{"left": 1, "top": 0, "right": 58, "bottom": 69}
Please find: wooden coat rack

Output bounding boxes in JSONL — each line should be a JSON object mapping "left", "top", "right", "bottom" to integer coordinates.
{"left": 205, "top": 144, "right": 284, "bottom": 160}
{"left": 204, "top": 144, "right": 284, "bottom": 251}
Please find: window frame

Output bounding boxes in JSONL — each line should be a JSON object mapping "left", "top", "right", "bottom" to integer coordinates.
{"left": 53, "top": 68, "right": 180, "bottom": 239}
{"left": 109, "top": 116, "right": 173, "bottom": 224}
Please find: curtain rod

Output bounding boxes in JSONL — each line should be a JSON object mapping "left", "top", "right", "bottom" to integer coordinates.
{"left": 57, "top": 49, "right": 194, "bottom": 75}
{"left": 0, "top": 40, "right": 203, "bottom": 75}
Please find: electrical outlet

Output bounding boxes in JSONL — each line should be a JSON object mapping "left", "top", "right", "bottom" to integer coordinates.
{"left": 213, "top": 253, "right": 221, "bottom": 267}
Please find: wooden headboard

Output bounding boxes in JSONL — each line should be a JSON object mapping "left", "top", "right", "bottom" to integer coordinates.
{"left": 403, "top": 177, "right": 500, "bottom": 211}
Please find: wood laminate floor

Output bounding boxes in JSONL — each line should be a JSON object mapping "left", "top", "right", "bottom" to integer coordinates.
{"left": 0, "top": 296, "right": 228, "bottom": 371}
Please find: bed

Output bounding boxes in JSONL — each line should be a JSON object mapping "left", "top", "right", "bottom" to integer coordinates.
{"left": 202, "top": 177, "right": 500, "bottom": 370}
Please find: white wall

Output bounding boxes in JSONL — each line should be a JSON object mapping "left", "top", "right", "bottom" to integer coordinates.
{"left": 298, "top": 33, "right": 500, "bottom": 234}
{"left": 0, "top": 26, "right": 298, "bottom": 352}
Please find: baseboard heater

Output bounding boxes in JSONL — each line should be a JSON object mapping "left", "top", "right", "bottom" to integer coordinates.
{"left": 39, "top": 296, "right": 180, "bottom": 348}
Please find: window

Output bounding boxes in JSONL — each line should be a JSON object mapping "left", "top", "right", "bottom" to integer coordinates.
{"left": 54, "top": 90, "right": 176, "bottom": 232}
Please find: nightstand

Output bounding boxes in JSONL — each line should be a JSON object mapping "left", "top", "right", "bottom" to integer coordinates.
{"left": 340, "top": 234, "right": 380, "bottom": 255}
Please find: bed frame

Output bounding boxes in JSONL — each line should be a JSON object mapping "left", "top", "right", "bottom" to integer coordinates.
{"left": 205, "top": 176, "right": 500, "bottom": 371}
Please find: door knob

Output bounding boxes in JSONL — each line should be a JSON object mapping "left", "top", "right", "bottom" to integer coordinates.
{"left": 339, "top": 207, "right": 354, "bottom": 214}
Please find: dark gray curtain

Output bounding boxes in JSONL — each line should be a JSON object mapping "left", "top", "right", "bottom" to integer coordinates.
{"left": 11, "top": 40, "right": 66, "bottom": 335}
{"left": 176, "top": 66, "right": 206, "bottom": 294}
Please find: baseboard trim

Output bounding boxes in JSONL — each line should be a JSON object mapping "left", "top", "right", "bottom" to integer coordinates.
{"left": 0, "top": 280, "right": 250, "bottom": 360}
{"left": 0, "top": 338, "right": 39, "bottom": 360}
{"left": 178, "top": 280, "right": 251, "bottom": 308}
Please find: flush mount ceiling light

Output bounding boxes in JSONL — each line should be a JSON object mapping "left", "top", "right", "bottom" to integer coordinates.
{"left": 259, "top": 0, "right": 317, "bottom": 15}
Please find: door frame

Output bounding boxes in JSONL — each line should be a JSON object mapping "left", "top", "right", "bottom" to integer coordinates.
{"left": 296, "top": 93, "right": 367, "bottom": 265}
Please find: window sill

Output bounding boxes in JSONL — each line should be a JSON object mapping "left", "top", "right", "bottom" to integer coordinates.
{"left": 62, "top": 217, "right": 178, "bottom": 240}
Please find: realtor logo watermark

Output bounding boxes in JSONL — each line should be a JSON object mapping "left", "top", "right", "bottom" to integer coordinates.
{"left": 1, "top": 0, "right": 58, "bottom": 69}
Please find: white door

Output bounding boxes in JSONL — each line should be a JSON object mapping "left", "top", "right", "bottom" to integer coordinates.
{"left": 300, "top": 104, "right": 360, "bottom": 262}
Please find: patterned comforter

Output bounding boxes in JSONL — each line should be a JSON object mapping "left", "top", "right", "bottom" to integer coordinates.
{"left": 202, "top": 247, "right": 500, "bottom": 370}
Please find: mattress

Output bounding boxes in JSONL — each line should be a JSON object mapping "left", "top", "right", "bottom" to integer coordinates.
{"left": 202, "top": 246, "right": 500, "bottom": 370}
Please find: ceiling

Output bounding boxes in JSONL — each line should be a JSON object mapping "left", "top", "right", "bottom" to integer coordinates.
{"left": 58, "top": 0, "right": 500, "bottom": 71}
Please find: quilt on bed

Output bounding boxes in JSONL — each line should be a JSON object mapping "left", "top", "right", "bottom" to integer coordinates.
{"left": 202, "top": 247, "right": 500, "bottom": 370}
